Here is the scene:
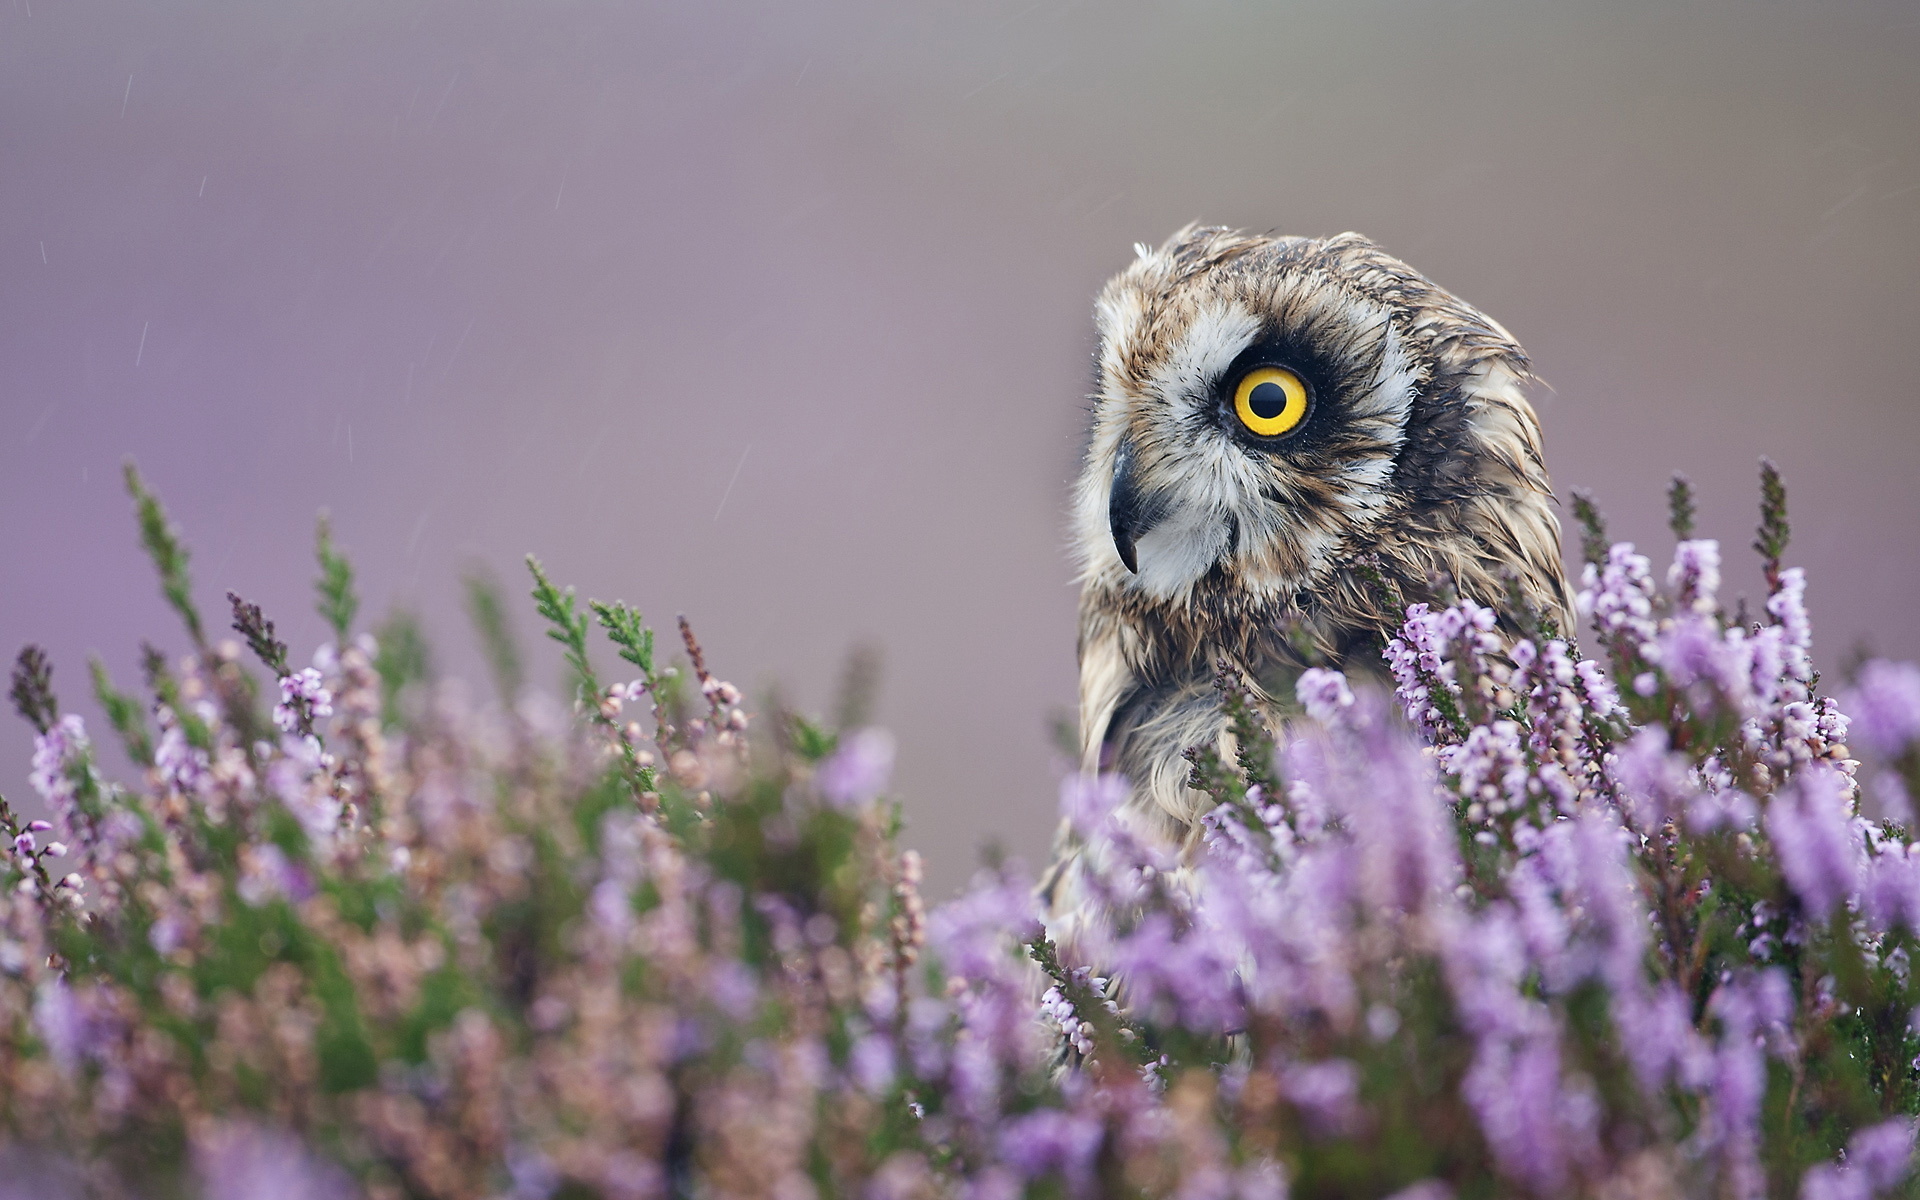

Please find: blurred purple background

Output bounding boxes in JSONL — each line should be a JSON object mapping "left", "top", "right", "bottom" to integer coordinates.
{"left": 4, "top": 1, "right": 1917, "bottom": 897}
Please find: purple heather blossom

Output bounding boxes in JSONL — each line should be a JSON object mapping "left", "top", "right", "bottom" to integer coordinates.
{"left": 1846, "top": 1118, "right": 1917, "bottom": 1192}
{"left": 1847, "top": 660, "right": 1920, "bottom": 761}
{"left": 1343, "top": 698, "right": 1456, "bottom": 915}
{"left": 1579, "top": 543, "right": 1659, "bottom": 656}
{"left": 1668, "top": 538, "right": 1723, "bottom": 614}
{"left": 1767, "top": 762, "right": 1865, "bottom": 917}
{"left": 1609, "top": 727, "right": 1696, "bottom": 831}
{"left": 1653, "top": 614, "right": 1761, "bottom": 715}
{"left": 32, "top": 978, "right": 83, "bottom": 1075}
{"left": 997, "top": 1109, "right": 1104, "bottom": 1194}
{"left": 1039, "top": 981, "right": 1097, "bottom": 1056}
{"left": 1296, "top": 667, "right": 1355, "bottom": 724}
{"left": 1611, "top": 982, "right": 1712, "bottom": 1094}
{"left": 1573, "top": 656, "right": 1625, "bottom": 718}
{"left": 1768, "top": 567, "right": 1815, "bottom": 686}
{"left": 1107, "top": 910, "right": 1242, "bottom": 1033}
{"left": 266, "top": 735, "right": 342, "bottom": 841}
{"left": 1282, "top": 1057, "right": 1360, "bottom": 1136}
{"left": 1706, "top": 970, "right": 1796, "bottom": 1199}
{"left": 928, "top": 868, "right": 1042, "bottom": 980}
{"left": 1866, "top": 844, "right": 1920, "bottom": 935}
{"left": 815, "top": 727, "right": 896, "bottom": 807}
{"left": 236, "top": 843, "right": 312, "bottom": 906}
{"left": 1059, "top": 772, "right": 1130, "bottom": 837}
{"left": 589, "top": 878, "right": 635, "bottom": 940}
{"left": 1461, "top": 1026, "right": 1598, "bottom": 1196}
{"left": 273, "top": 667, "right": 334, "bottom": 734}
{"left": 704, "top": 960, "right": 759, "bottom": 1021}
{"left": 1385, "top": 602, "right": 1458, "bottom": 740}
{"left": 1800, "top": 1164, "right": 1869, "bottom": 1200}
{"left": 27, "top": 714, "right": 90, "bottom": 844}
{"left": 1447, "top": 718, "right": 1529, "bottom": 822}
{"left": 849, "top": 1031, "right": 897, "bottom": 1096}
{"left": 506, "top": 1144, "right": 561, "bottom": 1200}
{"left": 192, "top": 1120, "right": 356, "bottom": 1200}
{"left": 153, "top": 705, "right": 213, "bottom": 799}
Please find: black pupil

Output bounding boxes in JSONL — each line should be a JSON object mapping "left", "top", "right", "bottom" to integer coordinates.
{"left": 1248, "top": 380, "right": 1289, "bottom": 421}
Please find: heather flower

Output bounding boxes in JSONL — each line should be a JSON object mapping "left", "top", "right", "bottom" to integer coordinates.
{"left": 1461, "top": 1031, "right": 1596, "bottom": 1196}
{"left": 265, "top": 735, "right": 342, "bottom": 842}
{"left": 1059, "top": 771, "right": 1130, "bottom": 838}
{"left": 273, "top": 666, "right": 334, "bottom": 734}
{"left": 997, "top": 1109, "right": 1104, "bottom": 1194}
{"left": 1768, "top": 567, "right": 1815, "bottom": 687}
{"left": 1847, "top": 660, "right": 1920, "bottom": 761}
{"left": 1579, "top": 542, "right": 1659, "bottom": 657}
{"left": 26, "top": 715, "right": 91, "bottom": 846}
{"left": 1767, "top": 761, "right": 1865, "bottom": 917}
{"left": 1448, "top": 717, "right": 1529, "bottom": 824}
{"left": 235, "top": 843, "right": 311, "bottom": 906}
{"left": 1609, "top": 727, "right": 1697, "bottom": 831}
{"left": 191, "top": 1120, "right": 355, "bottom": 1200}
{"left": 1107, "top": 910, "right": 1242, "bottom": 1033}
{"left": 1611, "top": 982, "right": 1712, "bottom": 1094}
{"left": 1385, "top": 602, "right": 1458, "bottom": 740}
{"left": 1844, "top": 1118, "right": 1917, "bottom": 1192}
{"left": 1668, "top": 538, "right": 1722, "bottom": 613}
{"left": 31, "top": 978, "right": 82, "bottom": 1075}
{"left": 1296, "top": 666, "right": 1355, "bottom": 725}
{"left": 1281, "top": 1058, "right": 1360, "bottom": 1136}
{"left": 816, "top": 727, "right": 896, "bottom": 807}
{"left": 152, "top": 704, "right": 213, "bottom": 798}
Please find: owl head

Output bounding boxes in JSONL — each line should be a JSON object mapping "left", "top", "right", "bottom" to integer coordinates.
{"left": 1074, "top": 226, "right": 1566, "bottom": 630}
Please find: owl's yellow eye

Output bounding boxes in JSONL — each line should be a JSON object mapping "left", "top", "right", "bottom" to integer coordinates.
{"left": 1232, "top": 366, "right": 1310, "bottom": 437}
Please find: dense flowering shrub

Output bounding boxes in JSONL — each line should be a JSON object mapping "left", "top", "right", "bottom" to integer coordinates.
{"left": 4, "top": 464, "right": 1920, "bottom": 1199}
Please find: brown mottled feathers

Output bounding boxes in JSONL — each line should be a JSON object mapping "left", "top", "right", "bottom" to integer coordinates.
{"left": 1043, "top": 227, "right": 1570, "bottom": 938}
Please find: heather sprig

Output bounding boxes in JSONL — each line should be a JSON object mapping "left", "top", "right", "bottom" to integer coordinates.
{"left": 1755, "top": 455, "right": 1791, "bottom": 594}
{"left": 8, "top": 645, "right": 57, "bottom": 736}
{"left": 525, "top": 554, "right": 599, "bottom": 705}
{"left": 1570, "top": 487, "right": 1610, "bottom": 571}
{"left": 313, "top": 513, "right": 359, "bottom": 643}
{"left": 125, "top": 461, "right": 205, "bottom": 649}
{"left": 227, "top": 590, "right": 290, "bottom": 677}
{"left": 464, "top": 569, "right": 524, "bottom": 703}
{"left": 87, "top": 657, "right": 153, "bottom": 767}
{"left": 1668, "top": 471, "right": 1696, "bottom": 540}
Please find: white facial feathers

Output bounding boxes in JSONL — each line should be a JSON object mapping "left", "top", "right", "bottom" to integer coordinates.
{"left": 1079, "top": 259, "right": 1425, "bottom": 604}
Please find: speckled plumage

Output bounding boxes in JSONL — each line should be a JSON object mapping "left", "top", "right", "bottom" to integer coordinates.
{"left": 1043, "top": 226, "right": 1572, "bottom": 935}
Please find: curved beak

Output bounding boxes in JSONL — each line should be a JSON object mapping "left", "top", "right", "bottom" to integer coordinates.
{"left": 1108, "top": 444, "right": 1163, "bottom": 575}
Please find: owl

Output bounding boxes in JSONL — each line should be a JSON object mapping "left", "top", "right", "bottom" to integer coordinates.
{"left": 1042, "top": 226, "right": 1572, "bottom": 931}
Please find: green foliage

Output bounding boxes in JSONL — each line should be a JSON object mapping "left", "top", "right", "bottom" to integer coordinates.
{"left": 313, "top": 514, "right": 359, "bottom": 644}
{"left": 465, "top": 569, "right": 524, "bottom": 703}
{"left": 1667, "top": 472, "right": 1696, "bottom": 541}
{"left": 587, "top": 598, "right": 654, "bottom": 682}
{"left": 1756, "top": 455, "right": 1792, "bottom": 592}
{"left": 124, "top": 462, "right": 205, "bottom": 649}
{"left": 526, "top": 555, "right": 600, "bottom": 705}
{"left": 372, "top": 609, "right": 431, "bottom": 725}
{"left": 90, "top": 657, "right": 154, "bottom": 767}
{"left": 1569, "top": 487, "right": 1610, "bottom": 571}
